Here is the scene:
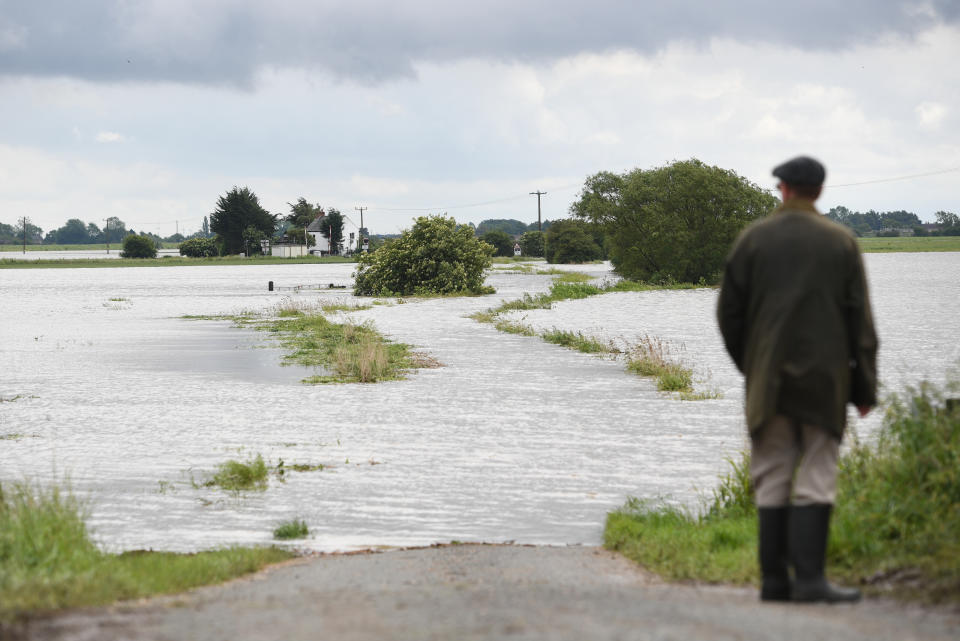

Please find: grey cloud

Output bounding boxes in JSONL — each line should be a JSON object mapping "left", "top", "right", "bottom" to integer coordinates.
{"left": 0, "top": 0, "right": 956, "bottom": 86}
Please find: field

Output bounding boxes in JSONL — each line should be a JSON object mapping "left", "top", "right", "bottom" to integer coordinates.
{"left": 858, "top": 236, "right": 960, "bottom": 252}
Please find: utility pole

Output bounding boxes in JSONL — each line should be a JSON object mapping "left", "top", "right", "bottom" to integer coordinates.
{"left": 529, "top": 190, "right": 546, "bottom": 232}
{"left": 103, "top": 218, "right": 110, "bottom": 254}
{"left": 21, "top": 216, "right": 28, "bottom": 254}
{"left": 354, "top": 206, "right": 367, "bottom": 252}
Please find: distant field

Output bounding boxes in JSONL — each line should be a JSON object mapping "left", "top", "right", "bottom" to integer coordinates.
{"left": 0, "top": 255, "right": 356, "bottom": 269}
{"left": 0, "top": 242, "right": 180, "bottom": 252}
{"left": 858, "top": 236, "right": 960, "bottom": 252}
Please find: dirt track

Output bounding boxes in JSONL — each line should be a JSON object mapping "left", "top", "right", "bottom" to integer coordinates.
{"left": 13, "top": 545, "right": 959, "bottom": 641}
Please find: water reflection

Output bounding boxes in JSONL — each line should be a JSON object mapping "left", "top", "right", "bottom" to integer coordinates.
{"left": 0, "top": 254, "right": 957, "bottom": 552}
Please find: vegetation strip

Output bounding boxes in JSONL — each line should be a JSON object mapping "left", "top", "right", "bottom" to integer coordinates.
{"left": 856, "top": 236, "right": 960, "bottom": 253}
{"left": 0, "top": 481, "right": 293, "bottom": 624}
{"left": 184, "top": 301, "right": 438, "bottom": 384}
{"left": 604, "top": 379, "right": 960, "bottom": 604}
{"left": 472, "top": 278, "right": 714, "bottom": 399}
{"left": 0, "top": 255, "right": 355, "bottom": 269}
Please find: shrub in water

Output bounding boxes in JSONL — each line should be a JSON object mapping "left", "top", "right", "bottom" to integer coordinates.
{"left": 209, "top": 455, "right": 269, "bottom": 492}
{"left": 179, "top": 237, "right": 219, "bottom": 257}
{"left": 353, "top": 215, "right": 494, "bottom": 296}
{"left": 273, "top": 519, "right": 309, "bottom": 540}
{"left": 120, "top": 234, "right": 157, "bottom": 259}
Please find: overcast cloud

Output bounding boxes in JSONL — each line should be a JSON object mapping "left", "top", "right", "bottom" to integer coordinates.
{"left": 1, "top": 1, "right": 958, "bottom": 236}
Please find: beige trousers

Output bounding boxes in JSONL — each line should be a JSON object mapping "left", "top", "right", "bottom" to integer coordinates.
{"left": 750, "top": 414, "right": 839, "bottom": 507}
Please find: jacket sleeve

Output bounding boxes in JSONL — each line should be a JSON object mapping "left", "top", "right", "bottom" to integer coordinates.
{"left": 717, "top": 237, "right": 749, "bottom": 373}
{"left": 845, "top": 247, "right": 878, "bottom": 407}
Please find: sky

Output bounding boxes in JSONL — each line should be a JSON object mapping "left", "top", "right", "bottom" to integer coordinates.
{"left": 1, "top": 0, "right": 958, "bottom": 238}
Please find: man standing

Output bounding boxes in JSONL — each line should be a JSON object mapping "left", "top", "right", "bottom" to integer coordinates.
{"left": 717, "top": 156, "right": 878, "bottom": 603}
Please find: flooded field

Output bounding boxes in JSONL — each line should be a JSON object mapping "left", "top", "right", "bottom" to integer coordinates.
{"left": 1, "top": 254, "right": 958, "bottom": 553}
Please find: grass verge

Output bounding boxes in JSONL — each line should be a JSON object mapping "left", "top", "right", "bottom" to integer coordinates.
{"left": 858, "top": 236, "right": 960, "bottom": 253}
{"left": 604, "top": 378, "right": 960, "bottom": 604}
{"left": 0, "top": 481, "right": 293, "bottom": 624}
{"left": 184, "top": 301, "right": 438, "bottom": 384}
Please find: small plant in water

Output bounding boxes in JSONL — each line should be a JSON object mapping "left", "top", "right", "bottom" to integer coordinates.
{"left": 273, "top": 518, "right": 310, "bottom": 540}
{"left": 207, "top": 455, "right": 269, "bottom": 492}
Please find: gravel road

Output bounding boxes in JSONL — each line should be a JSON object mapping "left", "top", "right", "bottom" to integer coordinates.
{"left": 12, "top": 545, "right": 958, "bottom": 641}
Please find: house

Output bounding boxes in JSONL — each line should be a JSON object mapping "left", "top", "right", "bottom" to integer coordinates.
{"left": 306, "top": 215, "right": 331, "bottom": 255}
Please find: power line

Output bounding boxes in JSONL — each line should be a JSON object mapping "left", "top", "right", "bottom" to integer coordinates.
{"left": 370, "top": 181, "right": 582, "bottom": 213}
{"left": 829, "top": 167, "right": 960, "bottom": 188}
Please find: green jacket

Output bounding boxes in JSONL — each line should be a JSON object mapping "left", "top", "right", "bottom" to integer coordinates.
{"left": 717, "top": 199, "right": 878, "bottom": 439}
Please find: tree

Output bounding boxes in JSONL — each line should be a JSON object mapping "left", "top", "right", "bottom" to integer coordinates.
{"left": 518, "top": 230, "right": 544, "bottom": 257}
{"left": 202, "top": 216, "right": 211, "bottom": 238}
{"left": 179, "top": 237, "right": 218, "bottom": 257}
{"left": 120, "top": 234, "right": 157, "bottom": 258}
{"left": 572, "top": 159, "right": 777, "bottom": 283}
{"left": 480, "top": 230, "right": 515, "bottom": 257}
{"left": 476, "top": 219, "right": 528, "bottom": 237}
{"left": 45, "top": 218, "right": 93, "bottom": 244}
{"left": 544, "top": 219, "right": 603, "bottom": 263}
{"left": 353, "top": 215, "right": 494, "bottom": 296}
{"left": 319, "top": 208, "right": 345, "bottom": 255}
{"left": 102, "top": 216, "right": 127, "bottom": 243}
{"left": 286, "top": 197, "right": 323, "bottom": 229}
{"left": 9, "top": 219, "right": 43, "bottom": 245}
{"left": 935, "top": 211, "right": 960, "bottom": 236}
{"left": 209, "top": 186, "right": 276, "bottom": 255}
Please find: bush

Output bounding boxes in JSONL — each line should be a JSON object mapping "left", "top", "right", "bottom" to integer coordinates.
{"left": 518, "top": 230, "right": 544, "bottom": 257}
{"left": 353, "top": 215, "right": 494, "bottom": 296}
{"left": 179, "top": 237, "right": 219, "bottom": 257}
{"left": 479, "top": 230, "right": 515, "bottom": 257}
{"left": 120, "top": 234, "right": 157, "bottom": 258}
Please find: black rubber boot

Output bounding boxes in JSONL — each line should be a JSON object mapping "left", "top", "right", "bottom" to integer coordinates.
{"left": 789, "top": 504, "right": 861, "bottom": 603}
{"left": 758, "top": 507, "right": 792, "bottom": 601}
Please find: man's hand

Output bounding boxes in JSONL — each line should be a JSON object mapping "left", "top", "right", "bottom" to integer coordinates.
{"left": 857, "top": 405, "right": 872, "bottom": 418}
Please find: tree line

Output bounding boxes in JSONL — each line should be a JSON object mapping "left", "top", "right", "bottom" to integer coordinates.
{"left": 824, "top": 206, "right": 959, "bottom": 237}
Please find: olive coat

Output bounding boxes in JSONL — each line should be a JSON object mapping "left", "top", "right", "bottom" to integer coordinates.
{"left": 717, "top": 199, "right": 878, "bottom": 439}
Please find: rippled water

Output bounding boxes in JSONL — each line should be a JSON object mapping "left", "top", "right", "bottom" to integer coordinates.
{"left": 1, "top": 249, "right": 182, "bottom": 261}
{"left": 1, "top": 254, "right": 958, "bottom": 553}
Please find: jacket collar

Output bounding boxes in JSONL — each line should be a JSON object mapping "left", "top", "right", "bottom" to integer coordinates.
{"left": 775, "top": 198, "right": 821, "bottom": 216}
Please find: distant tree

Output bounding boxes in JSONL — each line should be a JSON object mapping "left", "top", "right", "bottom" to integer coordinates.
{"left": 86, "top": 222, "right": 102, "bottom": 241}
{"left": 476, "top": 219, "right": 528, "bottom": 237}
{"left": 45, "top": 219, "right": 93, "bottom": 244}
{"left": 120, "top": 234, "right": 157, "bottom": 258}
{"left": 209, "top": 186, "right": 276, "bottom": 255}
{"left": 544, "top": 219, "right": 603, "bottom": 264}
{"left": 354, "top": 215, "right": 494, "bottom": 296}
{"left": 179, "top": 237, "right": 218, "bottom": 257}
{"left": 103, "top": 216, "right": 127, "bottom": 243}
{"left": 318, "top": 208, "right": 345, "bottom": 255}
{"left": 518, "top": 230, "right": 544, "bottom": 257}
{"left": 480, "top": 230, "right": 515, "bottom": 257}
{"left": 286, "top": 197, "right": 323, "bottom": 228}
{"left": 572, "top": 159, "right": 776, "bottom": 282}
{"left": 935, "top": 211, "right": 960, "bottom": 235}
{"left": 8, "top": 219, "right": 43, "bottom": 245}
{"left": 202, "top": 215, "right": 211, "bottom": 238}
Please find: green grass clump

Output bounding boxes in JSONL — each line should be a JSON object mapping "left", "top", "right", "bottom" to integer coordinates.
{"left": 209, "top": 455, "right": 269, "bottom": 492}
{"left": 625, "top": 336, "right": 695, "bottom": 394}
{"left": 0, "top": 482, "right": 292, "bottom": 623}
{"left": 540, "top": 328, "right": 615, "bottom": 354}
{"left": 494, "top": 320, "right": 537, "bottom": 336}
{"left": 605, "top": 379, "right": 960, "bottom": 604}
{"left": 273, "top": 519, "right": 310, "bottom": 540}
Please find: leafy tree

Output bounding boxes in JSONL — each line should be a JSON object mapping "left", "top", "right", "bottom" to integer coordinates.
{"left": 480, "top": 230, "right": 515, "bottom": 257}
{"left": 209, "top": 186, "right": 276, "bottom": 255}
{"left": 6, "top": 220, "right": 43, "bottom": 245}
{"left": 286, "top": 197, "right": 323, "bottom": 228}
{"left": 518, "top": 230, "right": 544, "bottom": 257}
{"left": 476, "top": 219, "right": 528, "bottom": 237}
{"left": 935, "top": 211, "right": 960, "bottom": 236}
{"left": 120, "top": 234, "right": 157, "bottom": 258}
{"left": 102, "top": 216, "right": 127, "bottom": 243}
{"left": 242, "top": 225, "right": 269, "bottom": 255}
{"left": 179, "top": 237, "right": 218, "bottom": 257}
{"left": 572, "top": 159, "right": 776, "bottom": 283}
{"left": 544, "top": 219, "right": 603, "bottom": 264}
{"left": 202, "top": 216, "right": 211, "bottom": 238}
{"left": 45, "top": 219, "right": 93, "bottom": 244}
{"left": 86, "top": 222, "right": 102, "bottom": 240}
{"left": 353, "top": 215, "right": 494, "bottom": 296}
{"left": 318, "top": 208, "right": 345, "bottom": 255}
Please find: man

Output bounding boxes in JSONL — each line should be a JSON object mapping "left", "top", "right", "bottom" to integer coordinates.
{"left": 717, "top": 156, "right": 878, "bottom": 603}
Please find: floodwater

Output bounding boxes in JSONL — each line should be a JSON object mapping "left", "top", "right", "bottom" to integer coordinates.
{"left": 0, "top": 254, "right": 958, "bottom": 553}
{"left": 0, "top": 248, "right": 181, "bottom": 261}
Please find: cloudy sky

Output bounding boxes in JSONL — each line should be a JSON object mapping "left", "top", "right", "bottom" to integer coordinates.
{"left": 1, "top": 0, "right": 958, "bottom": 237}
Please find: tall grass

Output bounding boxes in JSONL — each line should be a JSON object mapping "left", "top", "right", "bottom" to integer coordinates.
{"left": 0, "top": 482, "right": 291, "bottom": 623}
{"left": 541, "top": 328, "right": 616, "bottom": 354}
{"left": 208, "top": 455, "right": 269, "bottom": 492}
{"left": 605, "top": 378, "right": 960, "bottom": 603}
{"left": 625, "top": 336, "right": 694, "bottom": 393}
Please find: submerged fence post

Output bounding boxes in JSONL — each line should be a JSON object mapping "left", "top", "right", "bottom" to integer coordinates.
{"left": 268, "top": 281, "right": 274, "bottom": 291}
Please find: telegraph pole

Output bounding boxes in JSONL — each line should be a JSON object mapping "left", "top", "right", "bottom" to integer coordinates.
{"left": 21, "top": 216, "right": 28, "bottom": 254}
{"left": 354, "top": 206, "right": 367, "bottom": 252}
{"left": 529, "top": 190, "right": 546, "bottom": 232}
{"left": 103, "top": 218, "right": 110, "bottom": 254}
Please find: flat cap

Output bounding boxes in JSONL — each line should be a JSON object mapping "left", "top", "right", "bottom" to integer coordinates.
{"left": 772, "top": 156, "right": 826, "bottom": 186}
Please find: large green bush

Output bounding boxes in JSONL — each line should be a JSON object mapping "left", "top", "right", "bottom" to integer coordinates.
{"left": 479, "top": 230, "right": 515, "bottom": 257}
{"left": 353, "top": 215, "right": 494, "bottom": 296}
{"left": 178, "top": 237, "right": 218, "bottom": 257}
{"left": 119, "top": 234, "right": 157, "bottom": 258}
{"left": 572, "top": 159, "right": 776, "bottom": 283}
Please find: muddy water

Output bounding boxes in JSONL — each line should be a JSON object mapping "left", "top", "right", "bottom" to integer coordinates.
{"left": 0, "top": 254, "right": 957, "bottom": 552}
